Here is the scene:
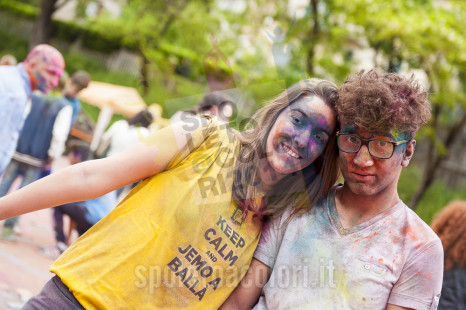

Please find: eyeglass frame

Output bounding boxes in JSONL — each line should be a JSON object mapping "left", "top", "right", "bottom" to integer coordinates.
{"left": 336, "top": 131, "right": 411, "bottom": 159}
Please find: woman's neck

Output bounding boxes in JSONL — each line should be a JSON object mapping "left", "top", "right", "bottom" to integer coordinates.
{"left": 256, "top": 158, "right": 286, "bottom": 190}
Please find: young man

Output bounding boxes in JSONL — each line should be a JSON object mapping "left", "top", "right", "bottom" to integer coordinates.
{"left": 0, "top": 44, "right": 65, "bottom": 175}
{"left": 221, "top": 69, "right": 443, "bottom": 310}
{"left": 62, "top": 70, "right": 91, "bottom": 126}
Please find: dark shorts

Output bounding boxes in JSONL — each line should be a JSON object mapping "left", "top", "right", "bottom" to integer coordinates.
{"left": 23, "top": 275, "right": 84, "bottom": 310}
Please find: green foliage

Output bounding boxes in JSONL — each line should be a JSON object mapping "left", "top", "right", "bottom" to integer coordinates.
{"left": 15, "top": 0, "right": 40, "bottom": 5}
{"left": 0, "top": 0, "right": 130, "bottom": 54}
{"left": 0, "top": 0, "right": 38, "bottom": 20}
{"left": 63, "top": 48, "right": 139, "bottom": 86}
{"left": 81, "top": 28, "right": 125, "bottom": 54}
{"left": 51, "top": 20, "right": 83, "bottom": 43}
{"left": 88, "top": 0, "right": 225, "bottom": 84}
{"left": 0, "top": 24, "right": 29, "bottom": 59}
{"left": 1, "top": 0, "right": 464, "bottom": 215}
{"left": 164, "top": 1, "right": 220, "bottom": 58}
{"left": 399, "top": 164, "right": 466, "bottom": 224}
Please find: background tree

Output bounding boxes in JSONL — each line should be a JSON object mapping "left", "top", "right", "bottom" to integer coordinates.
{"left": 334, "top": 0, "right": 466, "bottom": 209}
{"left": 30, "top": 0, "right": 72, "bottom": 47}
{"left": 90, "top": 0, "right": 219, "bottom": 95}
{"left": 23, "top": 0, "right": 466, "bottom": 210}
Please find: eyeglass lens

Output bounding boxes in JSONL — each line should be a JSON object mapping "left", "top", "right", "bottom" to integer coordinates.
{"left": 338, "top": 135, "right": 394, "bottom": 158}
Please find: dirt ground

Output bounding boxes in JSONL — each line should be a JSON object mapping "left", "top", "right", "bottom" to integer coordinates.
{"left": 0, "top": 156, "right": 73, "bottom": 309}
{"left": 0, "top": 209, "right": 60, "bottom": 309}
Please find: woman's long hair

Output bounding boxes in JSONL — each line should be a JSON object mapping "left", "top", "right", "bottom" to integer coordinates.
{"left": 431, "top": 200, "right": 466, "bottom": 271}
{"left": 232, "top": 78, "right": 340, "bottom": 221}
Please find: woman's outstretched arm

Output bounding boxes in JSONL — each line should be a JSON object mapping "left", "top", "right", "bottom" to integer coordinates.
{"left": 220, "top": 258, "right": 272, "bottom": 310}
{"left": 0, "top": 117, "right": 208, "bottom": 220}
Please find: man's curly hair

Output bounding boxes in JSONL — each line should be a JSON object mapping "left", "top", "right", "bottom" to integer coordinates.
{"left": 431, "top": 200, "right": 466, "bottom": 271}
{"left": 337, "top": 69, "right": 431, "bottom": 136}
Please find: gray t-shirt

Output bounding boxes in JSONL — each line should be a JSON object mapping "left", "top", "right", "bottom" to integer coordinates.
{"left": 253, "top": 185, "right": 443, "bottom": 310}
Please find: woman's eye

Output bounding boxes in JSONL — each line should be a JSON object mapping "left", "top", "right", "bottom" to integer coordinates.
{"left": 315, "top": 134, "right": 325, "bottom": 144}
{"left": 292, "top": 116, "right": 302, "bottom": 125}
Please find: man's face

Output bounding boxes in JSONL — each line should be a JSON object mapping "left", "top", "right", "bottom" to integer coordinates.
{"left": 338, "top": 122, "right": 415, "bottom": 197}
{"left": 24, "top": 44, "right": 65, "bottom": 93}
{"left": 30, "top": 60, "right": 64, "bottom": 94}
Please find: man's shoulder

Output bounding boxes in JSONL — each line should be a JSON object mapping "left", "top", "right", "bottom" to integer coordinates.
{"left": 396, "top": 201, "right": 441, "bottom": 246}
{"left": 32, "top": 94, "right": 68, "bottom": 108}
{"left": 0, "top": 66, "right": 21, "bottom": 87}
{"left": 64, "top": 96, "right": 80, "bottom": 105}
{"left": 0, "top": 66, "right": 29, "bottom": 99}
{"left": 0, "top": 65, "right": 19, "bottom": 73}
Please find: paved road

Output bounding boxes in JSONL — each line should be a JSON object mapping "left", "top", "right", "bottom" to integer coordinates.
{"left": 0, "top": 156, "right": 72, "bottom": 309}
{"left": 0, "top": 209, "right": 60, "bottom": 309}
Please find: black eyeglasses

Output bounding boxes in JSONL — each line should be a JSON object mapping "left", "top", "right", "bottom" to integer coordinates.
{"left": 336, "top": 131, "right": 410, "bottom": 159}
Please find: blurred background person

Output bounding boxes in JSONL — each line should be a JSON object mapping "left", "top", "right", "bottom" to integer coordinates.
{"left": 170, "top": 91, "right": 235, "bottom": 125}
{"left": 40, "top": 140, "right": 117, "bottom": 259}
{"left": 63, "top": 70, "right": 91, "bottom": 127}
{"left": 431, "top": 200, "right": 466, "bottom": 310}
{"left": 0, "top": 44, "right": 65, "bottom": 176}
{"left": 39, "top": 70, "right": 91, "bottom": 178}
{"left": 95, "top": 108, "right": 154, "bottom": 198}
{"left": 0, "top": 54, "right": 17, "bottom": 66}
{"left": 96, "top": 108, "right": 153, "bottom": 158}
{"left": 0, "top": 70, "right": 90, "bottom": 241}
{"left": 0, "top": 93, "right": 72, "bottom": 241}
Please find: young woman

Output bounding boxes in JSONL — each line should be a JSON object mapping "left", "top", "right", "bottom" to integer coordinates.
{"left": 0, "top": 78, "right": 339, "bottom": 309}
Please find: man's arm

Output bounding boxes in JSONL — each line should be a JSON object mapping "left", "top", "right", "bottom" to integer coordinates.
{"left": 388, "top": 240, "right": 443, "bottom": 310}
{"left": 48, "top": 104, "right": 72, "bottom": 161}
{"left": 220, "top": 258, "right": 272, "bottom": 310}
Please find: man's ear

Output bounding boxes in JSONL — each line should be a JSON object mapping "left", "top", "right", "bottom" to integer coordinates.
{"left": 401, "top": 140, "right": 416, "bottom": 167}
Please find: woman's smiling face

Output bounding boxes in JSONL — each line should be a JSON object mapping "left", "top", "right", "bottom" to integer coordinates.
{"left": 265, "top": 95, "right": 336, "bottom": 178}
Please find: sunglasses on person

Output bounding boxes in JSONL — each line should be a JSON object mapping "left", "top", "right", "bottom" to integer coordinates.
{"left": 336, "top": 131, "right": 411, "bottom": 159}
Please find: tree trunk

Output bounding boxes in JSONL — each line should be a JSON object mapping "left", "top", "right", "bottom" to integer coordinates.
{"left": 409, "top": 60, "right": 440, "bottom": 209}
{"left": 409, "top": 112, "right": 466, "bottom": 209}
{"left": 422, "top": 61, "right": 440, "bottom": 173}
{"left": 425, "top": 104, "right": 440, "bottom": 168}
{"left": 409, "top": 160, "right": 436, "bottom": 210}
{"left": 306, "top": 0, "right": 319, "bottom": 75}
{"left": 137, "top": 0, "right": 190, "bottom": 95}
{"left": 30, "top": 0, "right": 58, "bottom": 48}
{"left": 139, "top": 51, "right": 150, "bottom": 96}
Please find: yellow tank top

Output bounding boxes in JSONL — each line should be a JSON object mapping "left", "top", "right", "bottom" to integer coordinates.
{"left": 51, "top": 117, "right": 262, "bottom": 309}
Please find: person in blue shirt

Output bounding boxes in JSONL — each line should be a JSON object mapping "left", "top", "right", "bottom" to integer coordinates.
{"left": 39, "top": 140, "right": 117, "bottom": 258}
{"left": 62, "top": 70, "right": 91, "bottom": 127}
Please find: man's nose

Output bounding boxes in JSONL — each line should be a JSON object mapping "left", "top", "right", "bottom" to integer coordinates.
{"left": 51, "top": 76, "right": 59, "bottom": 87}
{"left": 353, "top": 145, "right": 374, "bottom": 167}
